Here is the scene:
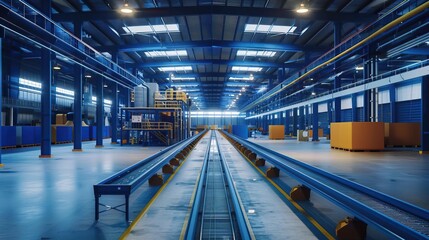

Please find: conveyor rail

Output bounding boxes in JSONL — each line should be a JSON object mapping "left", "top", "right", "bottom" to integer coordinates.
{"left": 93, "top": 130, "right": 206, "bottom": 221}
{"left": 184, "top": 131, "right": 253, "bottom": 240}
{"left": 222, "top": 131, "right": 429, "bottom": 240}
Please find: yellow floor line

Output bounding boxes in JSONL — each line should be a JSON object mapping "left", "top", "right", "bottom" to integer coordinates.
{"left": 223, "top": 134, "right": 335, "bottom": 240}
{"left": 119, "top": 140, "right": 201, "bottom": 239}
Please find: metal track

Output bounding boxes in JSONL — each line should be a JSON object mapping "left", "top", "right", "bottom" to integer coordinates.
{"left": 223, "top": 131, "right": 429, "bottom": 240}
{"left": 185, "top": 131, "right": 253, "bottom": 240}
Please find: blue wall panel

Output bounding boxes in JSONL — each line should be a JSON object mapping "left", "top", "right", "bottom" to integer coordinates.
{"left": 397, "top": 100, "right": 421, "bottom": 122}
{"left": 341, "top": 109, "right": 352, "bottom": 122}
{"left": 21, "top": 126, "right": 36, "bottom": 145}
{"left": 1, "top": 126, "right": 17, "bottom": 147}
{"left": 34, "top": 126, "right": 41, "bottom": 145}
{"left": 232, "top": 125, "right": 248, "bottom": 139}
{"left": 318, "top": 112, "right": 330, "bottom": 135}
{"left": 378, "top": 103, "right": 391, "bottom": 122}
{"left": 56, "top": 126, "right": 72, "bottom": 142}
{"left": 356, "top": 107, "right": 365, "bottom": 122}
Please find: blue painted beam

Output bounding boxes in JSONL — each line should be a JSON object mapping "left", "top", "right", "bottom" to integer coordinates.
{"left": 351, "top": 94, "right": 358, "bottom": 121}
{"left": 0, "top": 32, "right": 3, "bottom": 166}
{"left": 95, "top": 40, "right": 308, "bottom": 53}
{"left": 421, "top": 76, "right": 429, "bottom": 153}
{"left": 389, "top": 85, "right": 396, "bottom": 122}
{"left": 73, "top": 21, "right": 83, "bottom": 151}
{"left": 39, "top": 0, "right": 52, "bottom": 158}
{"left": 145, "top": 72, "right": 274, "bottom": 79}
{"left": 96, "top": 77, "right": 104, "bottom": 147}
{"left": 135, "top": 59, "right": 301, "bottom": 69}
{"left": 52, "top": 6, "right": 376, "bottom": 23}
{"left": 111, "top": 83, "right": 119, "bottom": 144}
{"left": 292, "top": 108, "right": 298, "bottom": 136}
{"left": 402, "top": 48, "right": 429, "bottom": 56}
{"left": 312, "top": 103, "right": 319, "bottom": 141}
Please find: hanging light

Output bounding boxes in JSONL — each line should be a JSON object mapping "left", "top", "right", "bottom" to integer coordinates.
{"left": 120, "top": 1, "right": 133, "bottom": 14}
{"left": 53, "top": 65, "right": 61, "bottom": 70}
{"left": 296, "top": 3, "right": 309, "bottom": 13}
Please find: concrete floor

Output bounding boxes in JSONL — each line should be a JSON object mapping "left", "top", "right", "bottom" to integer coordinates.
{"left": 248, "top": 136, "right": 429, "bottom": 210}
{"left": 0, "top": 140, "right": 164, "bottom": 240}
{"left": 1, "top": 135, "right": 428, "bottom": 239}
{"left": 126, "top": 132, "right": 317, "bottom": 239}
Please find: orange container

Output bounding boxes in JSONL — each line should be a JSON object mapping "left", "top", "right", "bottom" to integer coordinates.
{"left": 331, "top": 122, "right": 384, "bottom": 150}
{"left": 269, "top": 125, "right": 285, "bottom": 139}
{"left": 308, "top": 128, "right": 324, "bottom": 138}
{"left": 384, "top": 123, "right": 420, "bottom": 146}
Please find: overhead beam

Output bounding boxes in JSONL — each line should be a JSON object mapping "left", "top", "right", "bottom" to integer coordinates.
{"left": 144, "top": 72, "right": 274, "bottom": 79}
{"left": 95, "top": 40, "right": 315, "bottom": 53}
{"left": 52, "top": 6, "right": 376, "bottom": 23}
{"left": 135, "top": 59, "right": 301, "bottom": 68}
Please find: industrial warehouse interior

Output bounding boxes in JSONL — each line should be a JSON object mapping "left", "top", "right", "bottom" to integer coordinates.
{"left": 0, "top": 0, "right": 428, "bottom": 239}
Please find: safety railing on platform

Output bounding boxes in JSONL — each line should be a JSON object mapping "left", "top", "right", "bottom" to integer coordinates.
{"left": 0, "top": 1, "right": 143, "bottom": 88}
{"left": 124, "top": 121, "right": 173, "bottom": 131}
{"left": 242, "top": 0, "right": 428, "bottom": 111}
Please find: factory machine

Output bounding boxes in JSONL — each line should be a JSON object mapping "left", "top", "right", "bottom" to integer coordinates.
{"left": 120, "top": 84, "right": 191, "bottom": 146}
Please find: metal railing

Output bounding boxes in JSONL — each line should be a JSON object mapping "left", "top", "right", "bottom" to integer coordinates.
{"left": 0, "top": 0, "right": 143, "bottom": 88}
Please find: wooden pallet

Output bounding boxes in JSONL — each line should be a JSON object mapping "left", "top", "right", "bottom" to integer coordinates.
{"left": 385, "top": 145, "right": 420, "bottom": 148}
{"left": 1, "top": 145, "right": 17, "bottom": 149}
{"left": 52, "top": 141, "right": 72, "bottom": 145}
{"left": 330, "top": 146, "right": 382, "bottom": 152}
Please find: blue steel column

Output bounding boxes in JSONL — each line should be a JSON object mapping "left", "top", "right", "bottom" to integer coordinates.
{"left": 111, "top": 52, "right": 119, "bottom": 144}
{"left": 73, "top": 21, "right": 83, "bottom": 152}
{"left": 299, "top": 106, "right": 305, "bottom": 130}
{"left": 292, "top": 108, "right": 298, "bottom": 136}
{"left": 389, "top": 85, "right": 396, "bottom": 122}
{"left": 312, "top": 103, "right": 319, "bottom": 141}
{"left": 351, "top": 94, "right": 357, "bottom": 121}
{"left": 285, "top": 110, "right": 290, "bottom": 136}
{"left": 328, "top": 100, "right": 333, "bottom": 135}
{"left": 363, "top": 91, "right": 370, "bottom": 121}
{"left": 8, "top": 51, "right": 20, "bottom": 125}
{"left": 421, "top": 76, "right": 429, "bottom": 154}
{"left": 39, "top": 0, "right": 52, "bottom": 158}
{"left": 96, "top": 77, "right": 104, "bottom": 147}
{"left": 333, "top": 22, "right": 342, "bottom": 123}
{"left": 111, "top": 83, "right": 118, "bottom": 144}
{"left": 0, "top": 30, "right": 3, "bottom": 167}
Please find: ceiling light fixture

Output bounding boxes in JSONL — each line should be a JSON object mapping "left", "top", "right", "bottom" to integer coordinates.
{"left": 120, "top": 1, "right": 133, "bottom": 14}
{"left": 53, "top": 65, "right": 61, "bottom": 70}
{"left": 296, "top": 3, "right": 309, "bottom": 13}
{"left": 355, "top": 66, "right": 364, "bottom": 70}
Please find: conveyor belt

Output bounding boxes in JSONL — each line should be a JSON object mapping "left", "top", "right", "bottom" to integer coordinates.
{"left": 184, "top": 131, "right": 253, "bottom": 240}
{"left": 223, "top": 131, "right": 429, "bottom": 240}
{"left": 200, "top": 134, "right": 235, "bottom": 238}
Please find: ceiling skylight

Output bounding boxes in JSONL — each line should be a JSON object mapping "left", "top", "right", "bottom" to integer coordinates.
{"left": 166, "top": 77, "right": 195, "bottom": 81}
{"left": 232, "top": 66, "right": 262, "bottom": 72}
{"left": 123, "top": 24, "right": 179, "bottom": 34}
{"left": 159, "top": 66, "right": 192, "bottom": 72}
{"left": 244, "top": 24, "right": 297, "bottom": 34}
{"left": 229, "top": 77, "right": 253, "bottom": 81}
{"left": 146, "top": 50, "right": 187, "bottom": 58}
{"left": 237, "top": 50, "right": 276, "bottom": 57}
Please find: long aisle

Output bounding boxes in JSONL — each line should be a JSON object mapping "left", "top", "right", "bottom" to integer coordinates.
{"left": 123, "top": 133, "right": 211, "bottom": 239}
{"left": 216, "top": 132, "right": 317, "bottom": 239}
{"left": 124, "top": 131, "right": 317, "bottom": 239}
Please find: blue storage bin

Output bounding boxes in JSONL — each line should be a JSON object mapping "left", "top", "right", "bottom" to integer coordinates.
{"left": 34, "top": 126, "right": 41, "bottom": 144}
{"left": 1, "top": 126, "right": 17, "bottom": 147}
{"left": 21, "top": 126, "right": 36, "bottom": 145}
{"left": 55, "top": 126, "right": 72, "bottom": 143}
{"left": 82, "top": 126, "right": 90, "bottom": 141}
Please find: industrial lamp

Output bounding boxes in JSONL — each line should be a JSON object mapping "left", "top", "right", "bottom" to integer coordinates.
{"left": 296, "top": 3, "right": 309, "bottom": 13}
{"left": 120, "top": 1, "right": 133, "bottom": 14}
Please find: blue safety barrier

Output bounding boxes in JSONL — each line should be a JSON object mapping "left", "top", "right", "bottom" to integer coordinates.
{"left": 1, "top": 126, "right": 16, "bottom": 147}
{"left": 94, "top": 130, "right": 207, "bottom": 221}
